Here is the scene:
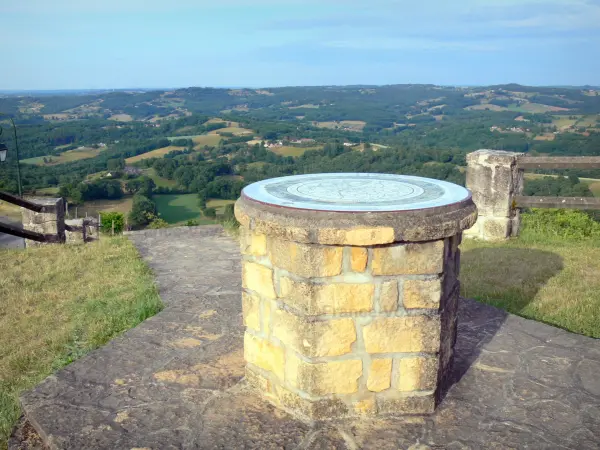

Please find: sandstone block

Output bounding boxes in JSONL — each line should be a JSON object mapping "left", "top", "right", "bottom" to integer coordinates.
{"left": 379, "top": 280, "right": 398, "bottom": 312}
{"left": 398, "top": 357, "right": 439, "bottom": 392}
{"left": 245, "top": 366, "right": 272, "bottom": 393}
{"left": 279, "top": 277, "right": 373, "bottom": 315}
{"left": 350, "top": 247, "right": 368, "bottom": 272}
{"left": 377, "top": 393, "right": 435, "bottom": 415}
{"left": 363, "top": 316, "right": 441, "bottom": 353}
{"left": 353, "top": 398, "right": 377, "bottom": 416}
{"left": 242, "top": 261, "right": 276, "bottom": 299}
{"left": 240, "top": 229, "right": 267, "bottom": 256}
{"left": 242, "top": 292, "right": 260, "bottom": 331}
{"left": 318, "top": 227, "right": 395, "bottom": 246}
{"left": 244, "top": 332, "right": 285, "bottom": 380}
{"left": 367, "top": 359, "right": 392, "bottom": 392}
{"left": 403, "top": 278, "right": 442, "bottom": 309}
{"left": 286, "top": 353, "right": 362, "bottom": 396}
{"left": 268, "top": 238, "right": 342, "bottom": 278}
{"left": 372, "top": 241, "right": 444, "bottom": 275}
{"left": 272, "top": 309, "right": 356, "bottom": 357}
{"left": 274, "top": 384, "right": 350, "bottom": 420}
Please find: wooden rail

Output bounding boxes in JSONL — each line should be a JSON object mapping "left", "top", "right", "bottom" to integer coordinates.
{"left": 515, "top": 155, "right": 600, "bottom": 211}
{"left": 515, "top": 196, "right": 600, "bottom": 210}
{"left": 517, "top": 156, "right": 600, "bottom": 170}
{"left": 0, "top": 191, "right": 54, "bottom": 213}
{"left": 0, "top": 221, "right": 62, "bottom": 243}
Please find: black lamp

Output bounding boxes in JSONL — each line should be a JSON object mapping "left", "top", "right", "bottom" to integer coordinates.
{"left": 0, "top": 113, "right": 22, "bottom": 197}
{"left": 0, "top": 142, "right": 7, "bottom": 162}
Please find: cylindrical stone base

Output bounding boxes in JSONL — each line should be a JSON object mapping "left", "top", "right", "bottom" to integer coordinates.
{"left": 239, "top": 230, "right": 462, "bottom": 420}
{"left": 235, "top": 175, "right": 476, "bottom": 420}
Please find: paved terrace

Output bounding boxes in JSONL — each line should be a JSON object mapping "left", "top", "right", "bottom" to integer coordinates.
{"left": 11, "top": 226, "right": 600, "bottom": 449}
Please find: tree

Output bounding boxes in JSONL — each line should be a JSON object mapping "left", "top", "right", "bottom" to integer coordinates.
{"left": 129, "top": 194, "right": 156, "bottom": 227}
{"left": 203, "top": 207, "right": 216, "bottom": 218}
{"left": 107, "top": 158, "right": 125, "bottom": 171}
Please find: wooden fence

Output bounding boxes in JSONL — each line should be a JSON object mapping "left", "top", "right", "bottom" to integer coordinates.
{"left": 514, "top": 156, "right": 600, "bottom": 211}
{"left": 0, "top": 191, "right": 63, "bottom": 243}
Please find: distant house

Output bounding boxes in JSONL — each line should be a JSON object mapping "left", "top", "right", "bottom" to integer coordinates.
{"left": 124, "top": 166, "right": 142, "bottom": 176}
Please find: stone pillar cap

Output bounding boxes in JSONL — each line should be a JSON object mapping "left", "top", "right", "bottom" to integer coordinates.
{"left": 235, "top": 173, "right": 477, "bottom": 246}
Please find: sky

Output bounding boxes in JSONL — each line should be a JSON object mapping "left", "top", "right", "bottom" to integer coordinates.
{"left": 2, "top": 0, "right": 600, "bottom": 90}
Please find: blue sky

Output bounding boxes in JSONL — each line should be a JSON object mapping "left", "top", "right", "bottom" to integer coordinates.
{"left": 3, "top": 0, "right": 600, "bottom": 89}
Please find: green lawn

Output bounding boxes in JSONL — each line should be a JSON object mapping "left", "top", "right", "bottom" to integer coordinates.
{"left": 154, "top": 194, "right": 209, "bottom": 225}
{"left": 269, "top": 146, "right": 321, "bottom": 157}
{"left": 0, "top": 238, "right": 163, "bottom": 447}
{"left": 140, "top": 168, "right": 178, "bottom": 188}
{"left": 21, "top": 147, "right": 105, "bottom": 166}
{"left": 154, "top": 195, "right": 235, "bottom": 225}
{"left": 461, "top": 212, "right": 600, "bottom": 338}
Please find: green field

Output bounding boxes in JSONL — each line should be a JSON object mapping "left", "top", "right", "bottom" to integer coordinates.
{"left": 22, "top": 147, "right": 104, "bottom": 166}
{"left": 74, "top": 197, "right": 133, "bottom": 219}
{"left": 140, "top": 168, "right": 178, "bottom": 188}
{"left": 462, "top": 211, "right": 600, "bottom": 338}
{"left": 125, "top": 146, "right": 186, "bottom": 163}
{"left": 270, "top": 146, "right": 321, "bottom": 157}
{"left": 154, "top": 195, "right": 234, "bottom": 225}
{"left": 0, "top": 237, "right": 162, "bottom": 445}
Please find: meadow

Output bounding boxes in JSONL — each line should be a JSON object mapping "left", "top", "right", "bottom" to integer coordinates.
{"left": 125, "top": 146, "right": 186, "bottom": 163}
{"left": 153, "top": 194, "right": 234, "bottom": 225}
{"left": 21, "top": 147, "right": 105, "bottom": 166}
{"left": 269, "top": 146, "right": 321, "bottom": 157}
{"left": 0, "top": 238, "right": 162, "bottom": 445}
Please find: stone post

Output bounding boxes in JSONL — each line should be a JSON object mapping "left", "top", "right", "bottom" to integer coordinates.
{"left": 21, "top": 197, "right": 65, "bottom": 247}
{"left": 235, "top": 173, "right": 477, "bottom": 420}
{"left": 464, "top": 150, "right": 524, "bottom": 241}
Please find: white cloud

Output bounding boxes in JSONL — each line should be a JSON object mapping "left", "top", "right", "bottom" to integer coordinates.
{"left": 324, "top": 38, "right": 500, "bottom": 52}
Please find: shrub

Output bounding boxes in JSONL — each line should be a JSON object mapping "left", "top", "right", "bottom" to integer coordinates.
{"left": 521, "top": 208, "right": 600, "bottom": 240}
{"left": 203, "top": 207, "right": 216, "bottom": 218}
{"left": 185, "top": 219, "right": 200, "bottom": 227}
{"left": 129, "top": 194, "right": 156, "bottom": 227}
{"left": 100, "top": 212, "right": 125, "bottom": 234}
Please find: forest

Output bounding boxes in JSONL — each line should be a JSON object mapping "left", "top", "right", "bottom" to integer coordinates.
{"left": 0, "top": 83, "right": 598, "bottom": 208}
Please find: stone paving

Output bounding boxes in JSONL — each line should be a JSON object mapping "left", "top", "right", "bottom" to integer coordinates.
{"left": 12, "top": 226, "right": 600, "bottom": 449}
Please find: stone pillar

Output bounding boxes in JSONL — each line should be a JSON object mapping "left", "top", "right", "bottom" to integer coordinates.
{"left": 464, "top": 150, "right": 524, "bottom": 241}
{"left": 21, "top": 197, "right": 65, "bottom": 247}
{"left": 65, "top": 218, "right": 100, "bottom": 244}
{"left": 235, "top": 173, "right": 476, "bottom": 420}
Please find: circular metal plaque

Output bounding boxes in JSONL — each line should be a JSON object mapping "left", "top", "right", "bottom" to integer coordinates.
{"left": 242, "top": 173, "right": 470, "bottom": 212}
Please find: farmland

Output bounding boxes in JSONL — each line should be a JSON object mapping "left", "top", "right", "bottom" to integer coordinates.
{"left": 108, "top": 114, "right": 133, "bottom": 122}
{"left": 209, "top": 127, "right": 252, "bottom": 136}
{"left": 74, "top": 197, "right": 134, "bottom": 218}
{"left": 269, "top": 146, "right": 321, "bottom": 157}
{"left": 125, "top": 146, "right": 186, "bottom": 163}
{"left": 315, "top": 120, "right": 366, "bottom": 131}
{"left": 21, "top": 147, "right": 105, "bottom": 166}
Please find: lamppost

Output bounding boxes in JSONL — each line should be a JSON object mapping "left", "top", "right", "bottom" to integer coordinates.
{"left": 0, "top": 113, "right": 23, "bottom": 197}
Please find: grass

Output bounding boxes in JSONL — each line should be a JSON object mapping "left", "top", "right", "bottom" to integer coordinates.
{"left": 154, "top": 194, "right": 213, "bottom": 225}
{"left": 206, "top": 199, "right": 235, "bottom": 214}
{"left": 0, "top": 237, "right": 163, "bottom": 447}
{"left": 140, "top": 168, "right": 178, "bottom": 188}
{"left": 192, "top": 134, "right": 222, "bottom": 148}
{"left": 0, "top": 201, "right": 21, "bottom": 222}
{"left": 208, "top": 127, "right": 252, "bottom": 136}
{"left": 461, "top": 215, "right": 600, "bottom": 338}
{"left": 74, "top": 197, "right": 134, "bottom": 219}
{"left": 552, "top": 116, "right": 578, "bottom": 129}
{"left": 315, "top": 120, "right": 366, "bottom": 131}
{"left": 108, "top": 114, "right": 133, "bottom": 122}
{"left": 21, "top": 147, "right": 104, "bottom": 166}
{"left": 153, "top": 195, "right": 234, "bottom": 225}
{"left": 269, "top": 146, "right": 321, "bottom": 157}
{"left": 125, "top": 146, "right": 186, "bottom": 163}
